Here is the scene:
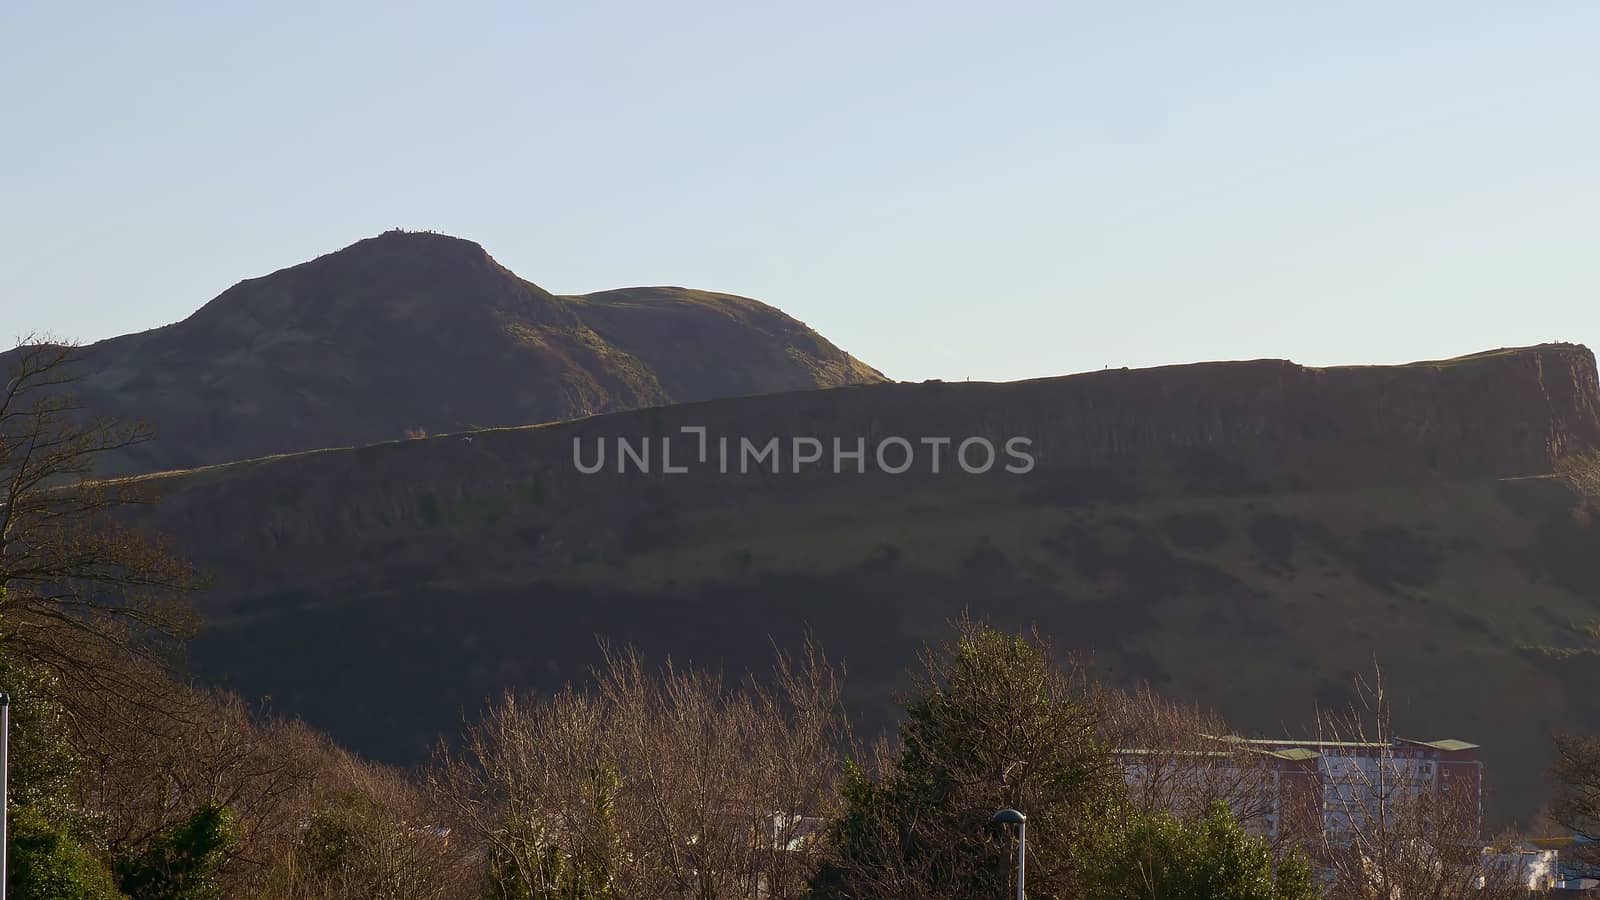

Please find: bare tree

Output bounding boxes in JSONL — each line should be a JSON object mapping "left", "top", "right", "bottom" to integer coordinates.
{"left": 1553, "top": 732, "right": 1600, "bottom": 877}
{"left": 263, "top": 749, "right": 478, "bottom": 900}
{"left": 433, "top": 683, "right": 619, "bottom": 896}
{"left": 0, "top": 338, "right": 487, "bottom": 898}
{"left": 63, "top": 652, "right": 480, "bottom": 900}
{"left": 600, "top": 647, "right": 848, "bottom": 898}
{"left": 1310, "top": 670, "right": 1530, "bottom": 900}
{"left": 433, "top": 644, "right": 848, "bottom": 899}
{"left": 0, "top": 338, "right": 196, "bottom": 705}
{"left": 65, "top": 666, "right": 326, "bottom": 888}
{"left": 1093, "top": 682, "right": 1281, "bottom": 846}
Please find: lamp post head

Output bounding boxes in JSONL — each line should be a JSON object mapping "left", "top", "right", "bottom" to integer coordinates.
{"left": 991, "top": 808, "right": 1026, "bottom": 825}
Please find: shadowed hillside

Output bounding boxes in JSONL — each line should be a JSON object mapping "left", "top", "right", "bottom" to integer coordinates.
{"left": 115, "top": 342, "right": 1600, "bottom": 828}
{"left": 13, "top": 230, "right": 884, "bottom": 475}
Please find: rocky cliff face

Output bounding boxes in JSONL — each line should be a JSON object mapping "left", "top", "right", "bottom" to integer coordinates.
{"left": 132, "top": 343, "right": 1600, "bottom": 600}
{"left": 12, "top": 230, "right": 886, "bottom": 475}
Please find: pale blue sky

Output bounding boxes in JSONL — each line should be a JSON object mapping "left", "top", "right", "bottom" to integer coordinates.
{"left": 2, "top": 2, "right": 1596, "bottom": 382}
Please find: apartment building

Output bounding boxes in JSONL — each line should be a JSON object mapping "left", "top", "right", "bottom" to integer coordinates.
{"left": 1117, "top": 736, "right": 1482, "bottom": 843}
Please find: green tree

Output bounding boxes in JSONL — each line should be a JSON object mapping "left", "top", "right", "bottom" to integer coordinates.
{"left": 1080, "top": 802, "right": 1318, "bottom": 900}
{"left": 0, "top": 648, "right": 88, "bottom": 831}
{"left": 813, "top": 622, "right": 1124, "bottom": 899}
{"left": 1, "top": 647, "right": 123, "bottom": 898}
{"left": 8, "top": 805, "right": 124, "bottom": 900}
{"left": 114, "top": 803, "right": 235, "bottom": 900}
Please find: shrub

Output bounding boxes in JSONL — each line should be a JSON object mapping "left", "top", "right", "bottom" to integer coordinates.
{"left": 1080, "top": 802, "right": 1318, "bottom": 900}
{"left": 114, "top": 803, "right": 235, "bottom": 900}
{"left": 8, "top": 806, "right": 123, "bottom": 900}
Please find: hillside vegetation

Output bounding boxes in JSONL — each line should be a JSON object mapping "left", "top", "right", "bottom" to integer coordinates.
{"left": 118, "top": 342, "right": 1600, "bottom": 828}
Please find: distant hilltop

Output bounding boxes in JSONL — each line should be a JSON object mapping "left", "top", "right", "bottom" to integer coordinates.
{"left": 4, "top": 229, "right": 886, "bottom": 476}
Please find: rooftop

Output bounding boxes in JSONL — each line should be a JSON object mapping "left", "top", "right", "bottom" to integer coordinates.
{"left": 1210, "top": 735, "right": 1478, "bottom": 752}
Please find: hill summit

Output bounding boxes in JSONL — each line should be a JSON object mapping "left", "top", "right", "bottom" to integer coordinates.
{"left": 24, "top": 230, "right": 885, "bottom": 474}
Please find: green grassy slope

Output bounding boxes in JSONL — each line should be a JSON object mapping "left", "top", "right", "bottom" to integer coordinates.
{"left": 117, "top": 345, "right": 1600, "bottom": 829}
{"left": 156, "top": 458, "right": 1600, "bottom": 828}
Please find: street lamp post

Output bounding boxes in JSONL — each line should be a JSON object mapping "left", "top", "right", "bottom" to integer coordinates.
{"left": 985, "top": 807, "right": 1024, "bottom": 896}
{"left": 2, "top": 692, "right": 10, "bottom": 900}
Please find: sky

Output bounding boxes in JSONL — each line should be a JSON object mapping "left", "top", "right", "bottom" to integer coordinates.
{"left": 2, "top": 1, "right": 1597, "bottom": 383}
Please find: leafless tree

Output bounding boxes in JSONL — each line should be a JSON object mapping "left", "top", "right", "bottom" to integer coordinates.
{"left": 1553, "top": 732, "right": 1600, "bottom": 877}
{"left": 0, "top": 338, "right": 493, "bottom": 898}
{"left": 433, "top": 643, "right": 848, "bottom": 899}
{"left": 0, "top": 338, "right": 196, "bottom": 710}
{"left": 433, "top": 683, "right": 618, "bottom": 896}
{"left": 1311, "top": 669, "right": 1530, "bottom": 900}
{"left": 66, "top": 655, "right": 481, "bottom": 899}
{"left": 1093, "top": 681, "right": 1281, "bottom": 846}
{"left": 262, "top": 748, "right": 478, "bottom": 900}
{"left": 70, "top": 677, "right": 318, "bottom": 877}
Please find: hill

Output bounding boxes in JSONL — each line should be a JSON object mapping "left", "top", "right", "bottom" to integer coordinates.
{"left": 16, "top": 230, "right": 885, "bottom": 475}
{"left": 124, "top": 342, "right": 1600, "bottom": 828}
